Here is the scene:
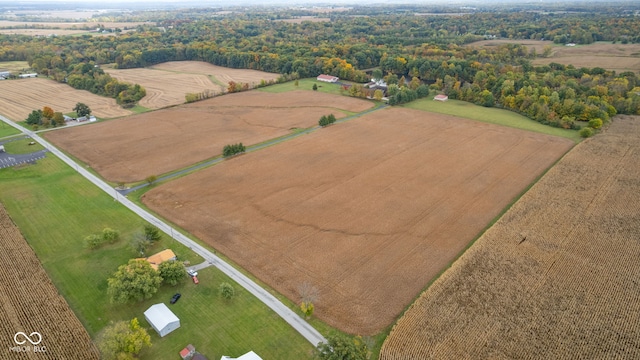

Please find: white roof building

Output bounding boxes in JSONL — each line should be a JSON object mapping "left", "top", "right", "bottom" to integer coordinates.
{"left": 221, "top": 351, "right": 263, "bottom": 360}
{"left": 144, "top": 303, "right": 180, "bottom": 337}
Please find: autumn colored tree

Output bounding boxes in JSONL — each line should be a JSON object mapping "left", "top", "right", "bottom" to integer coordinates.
{"left": 97, "top": 318, "right": 151, "bottom": 360}
{"left": 52, "top": 112, "right": 65, "bottom": 126}
{"left": 42, "top": 106, "right": 54, "bottom": 120}
{"left": 580, "top": 127, "right": 595, "bottom": 138}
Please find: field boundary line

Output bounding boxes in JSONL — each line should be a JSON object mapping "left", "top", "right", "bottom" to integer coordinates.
{"left": 0, "top": 114, "right": 327, "bottom": 348}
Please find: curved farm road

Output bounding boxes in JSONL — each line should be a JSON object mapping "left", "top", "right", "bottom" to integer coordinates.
{"left": 0, "top": 115, "right": 327, "bottom": 347}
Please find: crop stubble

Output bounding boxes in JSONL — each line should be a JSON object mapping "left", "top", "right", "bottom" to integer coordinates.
{"left": 45, "top": 90, "right": 373, "bottom": 182}
{"left": 471, "top": 39, "right": 640, "bottom": 73}
{"left": 0, "top": 78, "right": 131, "bottom": 121}
{"left": 142, "top": 107, "right": 573, "bottom": 334}
{"left": 0, "top": 204, "right": 99, "bottom": 360}
{"left": 380, "top": 115, "right": 640, "bottom": 359}
{"left": 105, "top": 61, "right": 281, "bottom": 109}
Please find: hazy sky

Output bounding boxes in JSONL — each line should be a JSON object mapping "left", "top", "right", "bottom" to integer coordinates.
{"left": 0, "top": 0, "right": 630, "bottom": 9}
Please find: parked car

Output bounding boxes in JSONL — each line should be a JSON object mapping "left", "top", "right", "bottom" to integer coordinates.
{"left": 187, "top": 269, "right": 198, "bottom": 277}
{"left": 170, "top": 293, "right": 181, "bottom": 304}
{"left": 192, "top": 275, "right": 199, "bottom": 284}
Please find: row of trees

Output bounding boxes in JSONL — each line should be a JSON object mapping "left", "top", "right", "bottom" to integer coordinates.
{"left": 24, "top": 103, "right": 93, "bottom": 129}
{"left": 27, "top": 57, "right": 146, "bottom": 107}
{"left": 25, "top": 106, "right": 64, "bottom": 128}
{"left": 319, "top": 114, "right": 337, "bottom": 127}
{"left": 387, "top": 83, "right": 431, "bottom": 105}
{"left": 223, "top": 143, "right": 246, "bottom": 157}
{"left": 185, "top": 89, "right": 216, "bottom": 103}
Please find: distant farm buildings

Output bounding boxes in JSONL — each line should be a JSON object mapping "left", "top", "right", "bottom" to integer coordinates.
{"left": 0, "top": 71, "right": 9, "bottom": 80}
{"left": 18, "top": 73, "right": 38, "bottom": 78}
{"left": 317, "top": 74, "right": 339, "bottom": 83}
{"left": 434, "top": 94, "right": 449, "bottom": 102}
{"left": 75, "top": 115, "right": 97, "bottom": 123}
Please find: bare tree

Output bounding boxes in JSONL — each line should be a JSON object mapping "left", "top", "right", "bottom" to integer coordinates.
{"left": 298, "top": 281, "right": 320, "bottom": 304}
{"left": 298, "top": 281, "right": 320, "bottom": 318}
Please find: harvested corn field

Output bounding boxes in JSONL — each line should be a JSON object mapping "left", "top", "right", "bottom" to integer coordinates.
{"left": 0, "top": 78, "right": 131, "bottom": 121}
{"left": 104, "top": 61, "right": 281, "bottom": 109}
{"left": 0, "top": 203, "right": 99, "bottom": 360}
{"left": 380, "top": 115, "right": 640, "bottom": 359}
{"left": 142, "top": 107, "right": 573, "bottom": 334}
{"left": 45, "top": 90, "right": 373, "bottom": 182}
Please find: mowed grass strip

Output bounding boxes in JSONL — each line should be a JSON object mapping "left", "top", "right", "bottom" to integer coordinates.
{"left": 403, "top": 97, "right": 582, "bottom": 142}
{"left": 1, "top": 137, "right": 44, "bottom": 153}
{"left": 0, "top": 155, "right": 314, "bottom": 359}
{"left": 260, "top": 78, "right": 346, "bottom": 95}
{"left": 0, "top": 60, "right": 30, "bottom": 73}
{"left": 0, "top": 122, "right": 20, "bottom": 138}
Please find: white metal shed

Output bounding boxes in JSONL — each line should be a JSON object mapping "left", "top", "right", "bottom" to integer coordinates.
{"left": 144, "top": 303, "right": 180, "bottom": 337}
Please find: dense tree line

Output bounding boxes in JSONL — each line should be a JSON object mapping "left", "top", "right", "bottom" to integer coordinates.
{"left": 0, "top": 6, "right": 638, "bottom": 123}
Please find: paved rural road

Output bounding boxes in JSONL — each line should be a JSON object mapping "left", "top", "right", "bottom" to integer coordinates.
{"left": 0, "top": 115, "right": 327, "bottom": 347}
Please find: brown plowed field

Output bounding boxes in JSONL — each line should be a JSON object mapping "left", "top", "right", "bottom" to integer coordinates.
{"left": 142, "top": 107, "right": 574, "bottom": 334}
{"left": 150, "top": 61, "right": 281, "bottom": 87}
{"left": 470, "top": 40, "right": 640, "bottom": 73}
{"left": 104, "top": 67, "right": 218, "bottom": 109}
{"left": 45, "top": 90, "right": 373, "bottom": 182}
{"left": 380, "top": 115, "right": 640, "bottom": 359}
{"left": 0, "top": 203, "right": 99, "bottom": 360}
{"left": 469, "top": 39, "right": 555, "bottom": 54}
{"left": 104, "top": 62, "right": 280, "bottom": 109}
{"left": 0, "top": 78, "right": 132, "bottom": 121}
{"left": 532, "top": 42, "right": 640, "bottom": 73}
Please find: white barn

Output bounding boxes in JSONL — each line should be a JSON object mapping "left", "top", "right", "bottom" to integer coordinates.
{"left": 144, "top": 303, "right": 180, "bottom": 337}
{"left": 317, "top": 74, "right": 339, "bottom": 83}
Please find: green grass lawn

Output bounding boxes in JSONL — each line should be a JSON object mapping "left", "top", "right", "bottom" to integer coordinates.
{"left": 0, "top": 123, "right": 20, "bottom": 138}
{"left": 259, "top": 78, "right": 347, "bottom": 95}
{"left": 1, "top": 137, "right": 44, "bottom": 153}
{"left": 128, "top": 105, "right": 152, "bottom": 114}
{"left": 404, "top": 97, "right": 582, "bottom": 142}
{"left": 0, "top": 156, "right": 314, "bottom": 359}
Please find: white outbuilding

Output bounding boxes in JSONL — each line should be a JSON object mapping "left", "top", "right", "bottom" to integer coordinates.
{"left": 221, "top": 351, "right": 263, "bottom": 360}
{"left": 144, "top": 303, "right": 180, "bottom": 337}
